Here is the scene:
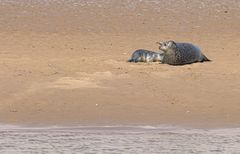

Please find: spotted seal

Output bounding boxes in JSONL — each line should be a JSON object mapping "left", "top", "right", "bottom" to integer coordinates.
{"left": 157, "top": 40, "right": 210, "bottom": 65}
{"left": 128, "top": 49, "right": 164, "bottom": 63}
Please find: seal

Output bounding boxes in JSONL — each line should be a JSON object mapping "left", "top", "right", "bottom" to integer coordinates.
{"left": 157, "top": 40, "right": 210, "bottom": 65}
{"left": 128, "top": 49, "right": 164, "bottom": 63}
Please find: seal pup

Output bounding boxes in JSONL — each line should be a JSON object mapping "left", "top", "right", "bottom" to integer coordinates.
{"left": 157, "top": 40, "right": 210, "bottom": 65}
{"left": 128, "top": 49, "right": 164, "bottom": 63}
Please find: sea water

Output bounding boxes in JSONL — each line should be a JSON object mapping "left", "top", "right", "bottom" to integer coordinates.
{"left": 1, "top": 125, "right": 240, "bottom": 153}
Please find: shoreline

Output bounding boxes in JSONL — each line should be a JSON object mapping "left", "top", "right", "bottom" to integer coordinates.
{"left": 1, "top": 123, "right": 240, "bottom": 130}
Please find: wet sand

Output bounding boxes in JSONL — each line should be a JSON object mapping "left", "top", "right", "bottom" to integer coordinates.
{"left": 0, "top": 0, "right": 240, "bottom": 128}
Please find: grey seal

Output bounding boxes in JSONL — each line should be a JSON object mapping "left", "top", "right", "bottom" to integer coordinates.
{"left": 128, "top": 49, "right": 164, "bottom": 63}
{"left": 157, "top": 40, "right": 210, "bottom": 65}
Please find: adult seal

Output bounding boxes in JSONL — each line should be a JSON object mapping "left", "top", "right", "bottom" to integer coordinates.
{"left": 157, "top": 40, "right": 210, "bottom": 65}
{"left": 128, "top": 49, "right": 164, "bottom": 63}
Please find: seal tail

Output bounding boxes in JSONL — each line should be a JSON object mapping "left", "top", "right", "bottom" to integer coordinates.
{"left": 202, "top": 54, "right": 211, "bottom": 62}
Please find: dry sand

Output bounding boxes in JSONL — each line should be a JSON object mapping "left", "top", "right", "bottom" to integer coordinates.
{"left": 0, "top": 0, "right": 240, "bottom": 128}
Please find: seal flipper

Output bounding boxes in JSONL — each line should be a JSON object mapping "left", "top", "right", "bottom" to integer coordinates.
{"left": 202, "top": 54, "right": 211, "bottom": 62}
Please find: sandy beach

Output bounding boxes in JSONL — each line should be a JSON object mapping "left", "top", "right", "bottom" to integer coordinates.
{"left": 0, "top": 0, "right": 240, "bottom": 128}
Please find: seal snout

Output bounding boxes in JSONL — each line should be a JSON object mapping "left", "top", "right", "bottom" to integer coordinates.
{"left": 156, "top": 41, "right": 163, "bottom": 46}
{"left": 156, "top": 42, "right": 164, "bottom": 50}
